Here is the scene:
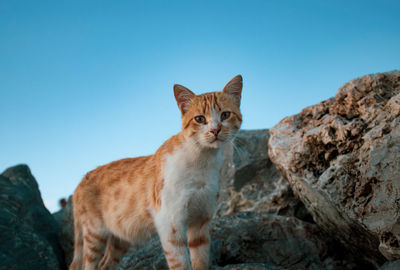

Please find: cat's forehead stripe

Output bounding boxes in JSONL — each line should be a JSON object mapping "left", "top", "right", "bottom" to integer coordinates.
{"left": 198, "top": 93, "right": 221, "bottom": 114}
{"left": 213, "top": 93, "right": 221, "bottom": 111}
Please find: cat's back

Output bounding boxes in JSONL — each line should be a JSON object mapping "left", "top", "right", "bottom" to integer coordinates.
{"left": 79, "top": 156, "right": 150, "bottom": 187}
{"left": 73, "top": 156, "right": 154, "bottom": 210}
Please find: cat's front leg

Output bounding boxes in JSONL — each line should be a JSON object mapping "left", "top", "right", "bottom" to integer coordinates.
{"left": 187, "top": 218, "right": 211, "bottom": 270}
{"left": 155, "top": 214, "right": 191, "bottom": 270}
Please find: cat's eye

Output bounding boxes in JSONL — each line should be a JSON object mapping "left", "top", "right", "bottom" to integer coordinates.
{"left": 221, "top": 111, "right": 231, "bottom": 121}
{"left": 194, "top": 115, "right": 206, "bottom": 124}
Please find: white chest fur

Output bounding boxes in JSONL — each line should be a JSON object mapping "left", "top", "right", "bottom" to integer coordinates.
{"left": 161, "top": 141, "right": 222, "bottom": 226}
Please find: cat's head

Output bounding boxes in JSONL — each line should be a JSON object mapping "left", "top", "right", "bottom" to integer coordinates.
{"left": 174, "top": 75, "right": 243, "bottom": 149}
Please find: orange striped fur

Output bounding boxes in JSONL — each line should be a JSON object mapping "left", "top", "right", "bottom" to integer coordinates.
{"left": 69, "top": 75, "right": 243, "bottom": 270}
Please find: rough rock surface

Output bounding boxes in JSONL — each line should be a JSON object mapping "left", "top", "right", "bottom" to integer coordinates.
{"left": 217, "top": 129, "right": 312, "bottom": 222}
{"left": 379, "top": 260, "right": 400, "bottom": 270}
{"left": 0, "top": 165, "right": 65, "bottom": 270}
{"left": 269, "top": 71, "right": 400, "bottom": 267}
{"left": 118, "top": 212, "right": 357, "bottom": 270}
{"left": 212, "top": 264, "right": 286, "bottom": 270}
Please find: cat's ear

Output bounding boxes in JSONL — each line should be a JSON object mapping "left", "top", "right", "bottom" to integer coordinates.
{"left": 222, "top": 75, "right": 242, "bottom": 107}
{"left": 174, "top": 84, "right": 196, "bottom": 114}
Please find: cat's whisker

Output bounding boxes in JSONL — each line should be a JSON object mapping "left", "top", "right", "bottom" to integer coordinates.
{"left": 229, "top": 139, "right": 249, "bottom": 162}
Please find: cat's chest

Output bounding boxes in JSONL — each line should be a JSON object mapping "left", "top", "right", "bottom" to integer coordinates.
{"left": 164, "top": 147, "right": 221, "bottom": 186}
{"left": 162, "top": 145, "right": 221, "bottom": 207}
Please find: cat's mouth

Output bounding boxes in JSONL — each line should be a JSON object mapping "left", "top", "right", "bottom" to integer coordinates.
{"left": 210, "top": 137, "right": 224, "bottom": 143}
{"left": 204, "top": 135, "right": 227, "bottom": 147}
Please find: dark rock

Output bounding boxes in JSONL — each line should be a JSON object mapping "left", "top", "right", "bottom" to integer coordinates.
{"left": 212, "top": 263, "right": 287, "bottom": 270}
{"left": 211, "top": 212, "right": 359, "bottom": 270}
{"left": 118, "top": 212, "right": 358, "bottom": 270}
{"left": 117, "top": 237, "right": 167, "bottom": 270}
{"left": 269, "top": 71, "right": 400, "bottom": 267}
{"left": 0, "top": 165, "right": 65, "bottom": 270}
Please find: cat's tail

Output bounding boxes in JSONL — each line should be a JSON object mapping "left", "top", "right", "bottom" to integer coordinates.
{"left": 69, "top": 201, "right": 84, "bottom": 270}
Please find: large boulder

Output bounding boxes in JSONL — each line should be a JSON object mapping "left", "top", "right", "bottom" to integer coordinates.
{"left": 118, "top": 212, "right": 358, "bottom": 270}
{"left": 269, "top": 71, "right": 400, "bottom": 267}
{"left": 217, "top": 129, "right": 312, "bottom": 222}
{"left": 0, "top": 165, "right": 65, "bottom": 270}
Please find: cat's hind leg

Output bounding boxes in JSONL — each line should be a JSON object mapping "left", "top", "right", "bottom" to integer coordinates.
{"left": 81, "top": 219, "right": 108, "bottom": 270}
{"left": 98, "top": 235, "right": 130, "bottom": 270}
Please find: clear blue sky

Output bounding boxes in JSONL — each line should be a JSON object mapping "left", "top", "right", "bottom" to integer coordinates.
{"left": 1, "top": 0, "right": 399, "bottom": 212}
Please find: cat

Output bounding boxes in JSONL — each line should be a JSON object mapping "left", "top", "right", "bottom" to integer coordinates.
{"left": 69, "top": 75, "right": 243, "bottom": 270}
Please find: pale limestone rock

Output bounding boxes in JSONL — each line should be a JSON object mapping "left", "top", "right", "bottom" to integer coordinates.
{"left": 269, "top": 71, "right": 400, "bottom": 267}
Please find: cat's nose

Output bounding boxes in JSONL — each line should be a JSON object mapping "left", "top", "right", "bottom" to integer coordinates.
{"left": 210, "top": 128, "right": 221, "bottom": 136}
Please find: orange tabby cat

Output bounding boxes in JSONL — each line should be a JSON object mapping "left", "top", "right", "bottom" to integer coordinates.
{"left": 69, "top": 75, "right": 243, "bottom": 270}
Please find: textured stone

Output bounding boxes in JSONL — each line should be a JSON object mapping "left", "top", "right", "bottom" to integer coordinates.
{"left": 379, "top": 260, "right": 400, "bottom": 270}
{"left": 269, "top": 71, "right": 400, "bottom": 267}
{"left": 117, "top": 237, "right": 166, "bottom": 270}
{"left": 217, "top": 129, "right": 312, "bottom": 223}
{"left": 212, "top": 264, "right": 286, "bottom": 270}
{"left": 210, "top": 212, "right": 359, "bottom": 270}
{"left": 0, "top": 165, "right": 65, "bottom": 270}
{"left": 118, "top": 212, "right": 358, "bottom": 270}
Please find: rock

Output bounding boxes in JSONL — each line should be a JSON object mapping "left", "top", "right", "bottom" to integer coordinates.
{"left": 117, "top": 237, "right": 167, "bottom": 270}
{"left": 212, "top": 264, "right": 286, "bottom": 270}
{"left": 379, "top": 260, "right": 400, "bottom": 270}
{"left": 0, "top": 165, "right": 66, "bottom": 270}
{"left": 217, "top": 129, "right": 312, "bottom": 223}
{"left": 118, "top": 212, "right": 358, "bottom": 270}
{"left": 269, "top": 71, "right": 400, "bottom": 267}
{"left": 210, "top": 212, "right": 359, "bottom": 270}
{"left": 53, "top": 196, "right": 74, "bottom": 267}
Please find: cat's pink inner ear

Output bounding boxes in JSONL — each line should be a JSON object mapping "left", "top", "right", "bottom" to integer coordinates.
{"left": 222, "top": 75, "right": 242, "bottom": 106}
{"left": 174, "top": 84, "right": 196, "bottom": 114}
